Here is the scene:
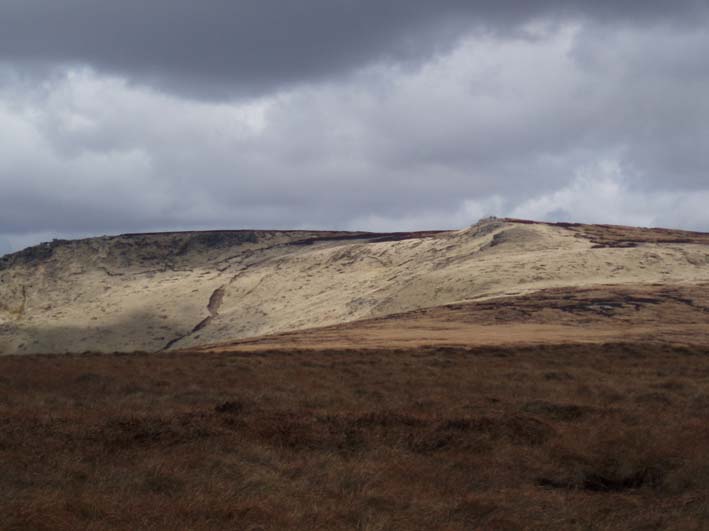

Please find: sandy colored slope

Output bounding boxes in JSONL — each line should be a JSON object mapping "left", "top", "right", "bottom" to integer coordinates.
{"left": 1, "top": 219, "right": 709, "bottom": 354}
{"left": 198, "top": 284, "right": 709, "bottom": 352}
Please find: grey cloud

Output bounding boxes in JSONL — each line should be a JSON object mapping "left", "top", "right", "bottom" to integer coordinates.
{"left": 0, "top": 1, "right": 707, "bottom": 98}
{"left": 2, "top": 3, "right": 709, "bottom": 255}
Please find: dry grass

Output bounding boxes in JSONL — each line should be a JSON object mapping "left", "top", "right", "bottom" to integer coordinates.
{"left": 505, "top": 218, "right": 709, "bottom": 246}
{"left": 203, "top": 284, "right": 709, "bottom": 352}
{"left": 2, "top": 343, "right": 709, "bottom": 530}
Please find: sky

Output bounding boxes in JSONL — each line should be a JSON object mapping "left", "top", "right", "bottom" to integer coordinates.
{"left": 1, "top": 1, "right": 709, "bottom": 255}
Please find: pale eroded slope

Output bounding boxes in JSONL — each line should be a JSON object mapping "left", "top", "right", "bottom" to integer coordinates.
{"left": 1, "top": 219, "right": 708, "bottom": 354}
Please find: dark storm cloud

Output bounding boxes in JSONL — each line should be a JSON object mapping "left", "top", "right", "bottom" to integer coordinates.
{"left": 0, "top": 0, "right": 707, "bottom": 97}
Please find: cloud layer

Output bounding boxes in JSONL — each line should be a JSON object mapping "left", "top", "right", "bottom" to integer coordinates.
{"left": 1, "top": 1, "right": 708, "bottom": 254}
{"left": 3, "top": 1, "right": 706, "bottom": 97}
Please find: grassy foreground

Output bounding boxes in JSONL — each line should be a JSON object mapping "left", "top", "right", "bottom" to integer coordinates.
{"left": 1, "top": 343, "right": 709, "bottom": 530}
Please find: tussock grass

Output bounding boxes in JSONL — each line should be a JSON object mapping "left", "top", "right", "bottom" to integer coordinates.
{"left": 1, "top": 343, "right": 709, "bottom": 529}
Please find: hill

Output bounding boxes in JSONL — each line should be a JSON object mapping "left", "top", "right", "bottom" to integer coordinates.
{"left": 1, "top": 218, "right": 708, "bottom": 354}
{"left": 3, "top": 219, "right": 709, "bottom": 529}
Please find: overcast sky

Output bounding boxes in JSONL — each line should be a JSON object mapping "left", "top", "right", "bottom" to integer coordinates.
{"left": 2, "top": 1, "right": 709, "bottom": 255}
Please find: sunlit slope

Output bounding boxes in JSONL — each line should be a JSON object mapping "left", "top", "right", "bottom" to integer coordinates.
{"left": 1, "top": 219, "right": 708, "bottom": 354}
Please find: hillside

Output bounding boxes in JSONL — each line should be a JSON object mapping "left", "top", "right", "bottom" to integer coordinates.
{"left": 1, "top": 218, "right": 709, "bottom": 354}
{"left": 197, "top": 284, "right": 709, "bottom": 352}
{"left": 3, "top": 219, "right": 709, "bottom": 530}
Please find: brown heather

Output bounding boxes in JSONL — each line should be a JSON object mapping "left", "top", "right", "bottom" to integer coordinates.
{"left": 2, "top": 343, "right": 709, "bottom": 530}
